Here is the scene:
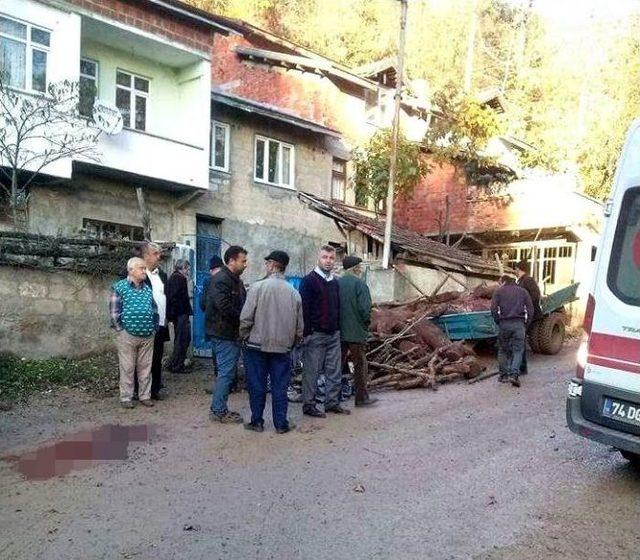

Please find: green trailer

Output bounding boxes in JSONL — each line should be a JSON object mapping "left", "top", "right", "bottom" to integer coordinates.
{"left": 432, "top": 283, "right": 580, "bottom": 355}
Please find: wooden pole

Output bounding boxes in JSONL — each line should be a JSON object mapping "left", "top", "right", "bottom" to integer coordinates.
{"left": 382, "top": 0, "right": 408, "bottom": 269}
{"left": 136, "top": 187, "right": 152, "bottom": 241}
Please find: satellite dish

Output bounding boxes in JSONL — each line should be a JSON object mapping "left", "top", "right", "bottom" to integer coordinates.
{"left": 93, "top": 99, "right": 123, "bottom": 135}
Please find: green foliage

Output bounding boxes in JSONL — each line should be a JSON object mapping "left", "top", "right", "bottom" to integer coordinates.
{"left": 425, "top": 84, "right": 512, "bottom": 186}
{"left": 186, "top": 0, "right": 640, "bottom": 198}
{"left": 352, "top": 129, "right": 428, "bottom": 209}
{"left": 0, "top": 352, "right": 118, "bottom": 405}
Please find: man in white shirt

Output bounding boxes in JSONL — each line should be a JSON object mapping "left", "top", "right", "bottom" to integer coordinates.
{"left": 141, "top": 242, "right": 169, "bottom": 400}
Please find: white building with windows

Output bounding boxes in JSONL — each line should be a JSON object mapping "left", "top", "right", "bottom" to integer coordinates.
{"left": 0, "top": 0, "right": 227, "bottom": 240}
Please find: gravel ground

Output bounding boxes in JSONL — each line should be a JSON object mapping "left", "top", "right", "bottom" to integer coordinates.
{"left": 1, "top": 342, "right": 639, "bottom": 560}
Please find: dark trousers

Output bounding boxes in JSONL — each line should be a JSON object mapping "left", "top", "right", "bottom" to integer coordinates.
{"left": 169, "top": 315, "right": 191, "bottom": 371}
{"left": 341, "top": 342, "right": 370, "bottom": 404}
{"left": 244, "top": 348, "right": 292, "bottom": 430}
{"left": 498, "top": 319, "right": 526, "bottom": 377}
{"left": 302, "top": 331, "right": 342, "bottom": 409}
{"left": 520, "top": 346, "right": 528, "bottom": 374}
{"left": 134, "top": 328, "right": 166, "bottom": 398}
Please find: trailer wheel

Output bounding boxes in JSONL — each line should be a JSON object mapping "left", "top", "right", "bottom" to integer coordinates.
{"left": 528, "top": 321, "right": 542, "bottom": 354}
{"left": 537, "top": 313, "right": 565, "bottom": 355}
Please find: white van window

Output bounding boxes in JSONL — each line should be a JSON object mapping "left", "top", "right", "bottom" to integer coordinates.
{"left": 607, "top": 186, "right": 640, "bottom": 306}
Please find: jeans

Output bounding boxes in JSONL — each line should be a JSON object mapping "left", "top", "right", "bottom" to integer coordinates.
{"left": 498, "top": 319, "right": 526, "bottom": 377}
{"left": 341, "top": 342, "right": 370, "bottom": 403}
{"left": 210, "top": 337, "right": 241, "bottom": 414}
{"left": 302, "top": 331, "right": 342, "bottom": 409}
{"left": 244, "top": 348, "right": 292, "bottom": 430}
{"left": 168, "top": 314, "right": 191, "bottom": 371}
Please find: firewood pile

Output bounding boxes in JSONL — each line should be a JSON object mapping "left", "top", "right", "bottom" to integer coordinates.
{"left": 367, "top": 284, "right": 498, "bottom": 391}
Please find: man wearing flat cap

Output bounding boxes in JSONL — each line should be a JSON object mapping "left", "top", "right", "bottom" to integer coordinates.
{"left": 339, "top": 256, "right": 377, "bottom": 407}
{"left": 239, "top": 250, "right": 303, "bottom": 434}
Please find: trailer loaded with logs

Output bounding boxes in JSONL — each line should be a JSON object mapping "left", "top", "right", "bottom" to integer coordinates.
{"left": 367, "top": 283, "right": 578, "bottom": 391}
{"left": 431, "top": 282, "right": 579, "bottom": 355}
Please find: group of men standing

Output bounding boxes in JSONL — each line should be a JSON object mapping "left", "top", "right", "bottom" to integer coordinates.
{"left": 202, "top": 244, "right": 377, "bottom": 433}
{"left": 109, "top": 241, "right": 541, "bottom": 419}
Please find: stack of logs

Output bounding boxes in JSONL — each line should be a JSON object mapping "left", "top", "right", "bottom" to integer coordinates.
{"left": 367, "top": 285, "right": 498, "bottom": 391}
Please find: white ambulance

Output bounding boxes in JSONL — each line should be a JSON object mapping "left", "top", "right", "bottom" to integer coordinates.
{"left": 567, "top": 120, "right": 640, "bottom": 462}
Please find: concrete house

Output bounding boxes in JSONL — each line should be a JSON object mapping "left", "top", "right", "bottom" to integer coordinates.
{"left": 0, "top": 0, "right": 229, "bottom": 357}
{"left": 1, "top": 0, "right": 228, "bottom": 241}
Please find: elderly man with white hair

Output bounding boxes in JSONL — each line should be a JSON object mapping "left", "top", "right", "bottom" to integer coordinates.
{"left": 110, "top": 257, "right": 159, "bottom": 408}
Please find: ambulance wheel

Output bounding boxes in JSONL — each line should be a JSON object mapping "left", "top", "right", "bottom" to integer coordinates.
{"left": 619, "top": 449, "right": 640, "bottom": 465}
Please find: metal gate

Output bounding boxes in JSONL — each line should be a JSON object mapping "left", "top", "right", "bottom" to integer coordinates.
{"left": 193, "top": 234, "right": 222, "bottom": 357}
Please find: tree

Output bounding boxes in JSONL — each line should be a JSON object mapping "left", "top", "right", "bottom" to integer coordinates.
{"left": 352, "top": 128, "right": 428, "bottom": 210}
{"left": 0, "top": 78, "right": 102, "bottom": 228}
{"left": 424, "top": 83, "right": 512, "bottom": 187}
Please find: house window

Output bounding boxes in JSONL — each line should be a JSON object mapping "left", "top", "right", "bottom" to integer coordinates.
{"left": 79, "top": 58, "right": 98, "bottom": 118}
{"left": 331, "top": 158, "right": 346, "bottom": 201}
{"left": 0, "top": 14, "right": 50, "bottom": 92}
{"left": 210, "top": 121, "right": 230, "bottom": 172}
{"left": 83, "top": 218, "right": 144, "bottom": 241}
{"left": 115, "top": 70, "right": 149, "bottom": 131}
{"left": 254, "top": 135, "right": 295, "bottom": 189}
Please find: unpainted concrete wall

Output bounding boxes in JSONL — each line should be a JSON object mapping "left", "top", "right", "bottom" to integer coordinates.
{"left": 0, "top": 266, "right": 115, "bottom": 359}
{"left": 366, "top": 263, "right": 488, "bottom": 304}
{"left": 194, "top": 105, "right": 343, "bottom": 283}
{"left": 27, "top": 173, "right": 196, "bottom": 243}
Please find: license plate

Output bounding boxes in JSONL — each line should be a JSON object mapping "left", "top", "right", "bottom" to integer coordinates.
{"left": 602, "top": 397, "right": 640, "bottom": 426}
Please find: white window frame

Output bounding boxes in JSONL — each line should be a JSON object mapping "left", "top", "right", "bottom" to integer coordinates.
{"left": 0, "top": 13, "right": 50, "bottom": 93}
{"left": 210, "top": 120, "right": 230, "bottom": 172}
{"left": 331, "top": 157, "right": 347, "bottom": 201}
{"left": 254, "top": 135, "right": 295, "bottom": 189}
{"left": 79, "top": 57, "right": 98, "bottom": 118}
{"left": 115, "top": 69, "right": 149, "bottom": 131}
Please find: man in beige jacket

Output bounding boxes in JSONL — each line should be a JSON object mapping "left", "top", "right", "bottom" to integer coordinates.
{"left": 239, "top": 251, "right": 303, "bottom": 434}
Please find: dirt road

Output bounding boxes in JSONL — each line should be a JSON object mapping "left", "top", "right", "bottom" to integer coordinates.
{"left": 1, "top": 344, "right": 639, "bottom": 560}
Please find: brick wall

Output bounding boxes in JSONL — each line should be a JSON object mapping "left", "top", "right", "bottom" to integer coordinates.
{"left": 394, "top": 159, "right": 524, "bottom": 236}
{"left": 67, "top": 0, "right": 214, "bottom": 52}
{"left": 212, "top": 34, "right": 372, "bottom": 146}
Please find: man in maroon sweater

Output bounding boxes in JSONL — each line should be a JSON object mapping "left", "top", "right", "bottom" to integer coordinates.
{"left": 491, "top": 275, "right": 534, "bottom": 387}
{"left": 299, "top": 245, "right": 349, "bottom": 417}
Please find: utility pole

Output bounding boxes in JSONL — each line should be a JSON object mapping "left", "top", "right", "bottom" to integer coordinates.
{"left": 382, "top": 0, "right": 408, "bottom": 270}
{"left": 463, "top": 0, "right": 478, "bottom": 93}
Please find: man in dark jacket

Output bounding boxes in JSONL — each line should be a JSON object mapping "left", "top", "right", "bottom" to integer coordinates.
{"left": 491, "top": 275, "right": 534, "bottom": 387}
{"left": 166, "top": 259, "right": 193, "bottom": 373}
{"left": 515, "top": 260, "right": 543, "bottom": 375}
{"left": 206, "top": 245, "right": 247, "bottom": 423}
{"left": 299, "top": 245, "right": 349, "bottom": 417}
{"left": 200, "top": 255, "right": 224, "bottom": 314}
{"left": 338, "top": 256, "right": 377, "bottom": 407}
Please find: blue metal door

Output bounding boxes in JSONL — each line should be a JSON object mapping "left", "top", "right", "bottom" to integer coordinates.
{"left": 193, "top": 234, "right": 221, "bottom": 357}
